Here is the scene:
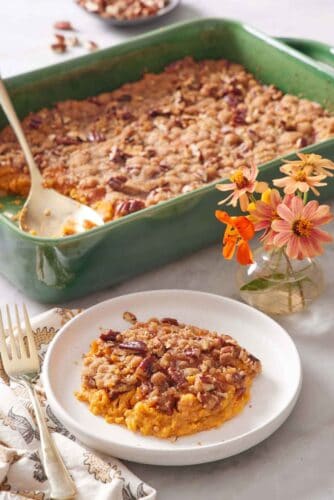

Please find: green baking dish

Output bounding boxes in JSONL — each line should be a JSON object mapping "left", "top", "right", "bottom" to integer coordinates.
{"left": 1, "top": 18, "right": 334, "bottom": 304}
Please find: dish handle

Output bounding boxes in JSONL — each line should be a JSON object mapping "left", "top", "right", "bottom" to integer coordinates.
{"left": 277, "top": 37, "right": 334, "bottom": 69}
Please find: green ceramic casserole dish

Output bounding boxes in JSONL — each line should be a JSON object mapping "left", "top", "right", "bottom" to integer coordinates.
{"left": 1, "top": 18, "right": 334, "bottom": 303}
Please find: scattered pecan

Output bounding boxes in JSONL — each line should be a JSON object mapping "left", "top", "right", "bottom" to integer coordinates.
{"left": 54, "top": 21, "right": 74, "bottom": 30}
{"left": 54, "top": 34, "right": 66, "bottom": 44}
{"left": 51, "top": 43, "right": 67, "bottom": 54}
{"left": 86, "top": 40, "right": 99, "bottom": 52}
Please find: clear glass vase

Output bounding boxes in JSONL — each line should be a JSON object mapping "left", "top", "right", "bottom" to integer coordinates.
{"left": 236, "top": 247, "right": 325, "bottom": 315}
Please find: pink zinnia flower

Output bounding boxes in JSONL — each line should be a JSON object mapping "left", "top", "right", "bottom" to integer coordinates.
{"left": 251, "top": 189, "right": 282, "bottom": 248}
{"left": 272, "top": 196, "right": 333, "bottom": 260}
{"left": 217, "top": 162, "right": 267, "bottom": 211}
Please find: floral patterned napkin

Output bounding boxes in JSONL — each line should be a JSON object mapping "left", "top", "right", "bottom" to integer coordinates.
{"left": 0, "top": 308, "right": 156, "bottom": 500}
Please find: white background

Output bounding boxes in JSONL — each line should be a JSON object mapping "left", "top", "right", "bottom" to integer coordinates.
{"left": 0, "top": 1, "right": 334, "bottom": 499}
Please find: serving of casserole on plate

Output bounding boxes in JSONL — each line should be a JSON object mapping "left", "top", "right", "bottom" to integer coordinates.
{"left": 43, "top": 290, "right": 302, "bottom": 465}
{"left": 76, "top": 313, "right": 261, "bottom": 438}
{"left": 0, "top": 19, "right": 334, "bottom": 303}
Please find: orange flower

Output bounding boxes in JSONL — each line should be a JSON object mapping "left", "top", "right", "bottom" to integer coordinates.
{"left": 215, "top": 210, "right": 255, "bottom": 265}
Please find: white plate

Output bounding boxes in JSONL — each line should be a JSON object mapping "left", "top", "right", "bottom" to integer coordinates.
{"left": 43, "top": 290, "right": 302, "bottom": 466}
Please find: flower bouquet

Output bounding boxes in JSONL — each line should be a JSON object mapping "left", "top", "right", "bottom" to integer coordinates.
{"left": 215, "top": 154, "right": 334, "bottom": 315}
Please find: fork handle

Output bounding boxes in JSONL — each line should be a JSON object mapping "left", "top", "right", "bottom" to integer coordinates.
{"left": 22, "top": 380, "right": 77, "bottom": 499}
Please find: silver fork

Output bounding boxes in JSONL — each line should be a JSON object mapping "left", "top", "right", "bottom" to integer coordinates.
{"left": 0, "top": 305, "right": 76, "bottom": 499}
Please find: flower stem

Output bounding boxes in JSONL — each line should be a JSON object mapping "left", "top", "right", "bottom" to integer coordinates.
{"left": 283, "top": 249, "right": 305, "bottom": 310}
{"left": 249, "top": 193, "right": 257, "bottom": 203}
{"left": 286, "top": 259, "right": 292, "bottom": 312}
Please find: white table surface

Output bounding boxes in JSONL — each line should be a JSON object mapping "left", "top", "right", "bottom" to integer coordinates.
{"left": 1, "top": 1, "right": 334, "bottom": 499}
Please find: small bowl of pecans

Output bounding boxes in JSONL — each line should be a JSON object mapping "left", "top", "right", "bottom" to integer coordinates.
{"left": 76, "top": 0, "right": 181, "bottom": 27}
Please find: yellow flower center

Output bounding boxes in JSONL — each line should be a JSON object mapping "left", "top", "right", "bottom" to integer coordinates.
{"left": 231, "top": 170, "right": 249, "bottom": 189}
{"left": 294, "top": 169, "right": 307, "bottom": 182}
{"left": 292, "top": 218, "right": 313, "bottom": 237}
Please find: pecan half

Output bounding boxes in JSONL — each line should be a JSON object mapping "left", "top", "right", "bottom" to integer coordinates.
{"left": 100, "top": 330, "right": 120, "bottom": 342}
{"left": 123, "top": 311, "right": 137, "bottom": 324}
{"left": 54, "top": 21, "right": 74, "bottom": 30}
{"left": 119, "top": 340, "right": 147, "bottom": 354}
{"left": 161, "top": 318, "right": 179, "bottom": 326}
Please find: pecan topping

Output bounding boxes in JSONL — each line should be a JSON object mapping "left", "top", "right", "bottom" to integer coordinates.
{"left": 117, "top": 94, "right": 132, "bottom": 102}
{"left": 114, "top": 199, "right": 145, "bottom": 216}
{"left": 2, "top": 57, "right": 331, "bottom": 231}
{"left": 108, "top": 175, "right": 127, "bottom": 191}
{"left": 118, "top": 340, "right": 147, "bottom": 353}
{"left": 168, "top": 368, "right": 186, "bottom": 387}
{"left": 87, "top": 131, "right": 106, "bottom": 143}
{"left": 123, "top": 311, "right": 137, "bottom": 324}
{"left": 55, "top": 135, "right": 79, "bottom": 145}
{"left": 78, "top": 315, "right": 262, "bottom": 432}
{"left": 161, "top": 317, "right": 179, "bottom": 326}
{"left": 100, "top": 330, "right": 120, "bottom": 342}
{"left": 109, "top": 146, "right": 129, "bottom": 163}
{"left": 138, "top": 355, "right": 155, "bottom": 374}
{"left": 28, "top": 117, "right": 42, "bottom": 130}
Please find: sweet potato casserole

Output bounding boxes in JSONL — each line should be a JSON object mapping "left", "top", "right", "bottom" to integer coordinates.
{"left": 1, "top": 57, "right": 333, "bottom": 223}
{"left": 76, "top": 315, "right": 261, "bottom": 438}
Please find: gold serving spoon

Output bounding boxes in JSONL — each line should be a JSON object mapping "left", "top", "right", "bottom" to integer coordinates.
{"left": 0, "top": 77, "right": 103, "bottom": 237}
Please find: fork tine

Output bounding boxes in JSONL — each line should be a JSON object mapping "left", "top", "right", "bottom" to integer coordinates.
{"left": 0, "top": 309, "right": 10, "bottom": 367}
{"left": 15, "top": 304, "right": 27, "bottom": 359}
{"left": 22, "top": 304, "right": 39, "bottom": 366}
{"left": 6, "top": 305, "right": 19, "bottom": 359}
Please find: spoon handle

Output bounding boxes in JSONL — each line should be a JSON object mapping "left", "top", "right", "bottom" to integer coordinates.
{"left": 0, "top": 77, "right": 42, "bottom": 185}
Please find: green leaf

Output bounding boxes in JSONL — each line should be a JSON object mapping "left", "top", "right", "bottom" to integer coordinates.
{"left": 270, "top": 273, "right": 286, "bottom": 280}
{"left": 240, "top": 278, "right": 277, "bottom": 291}
{"left": 240, "top": 274, "right": 313, "bottom": 292}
